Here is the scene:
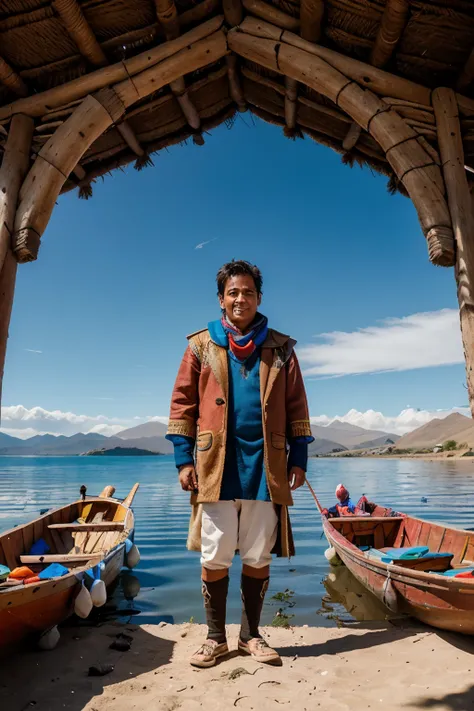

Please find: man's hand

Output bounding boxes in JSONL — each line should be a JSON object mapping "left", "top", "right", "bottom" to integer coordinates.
{"left": 288, "top": 466, "right": 305, "bottom": 491}
{"left": 178, "top": 464, "right": 198, "bottom": 492}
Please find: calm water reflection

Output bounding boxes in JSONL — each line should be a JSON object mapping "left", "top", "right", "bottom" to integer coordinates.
{"left": 1, "top": 455, "right": 473, "bottom": 626}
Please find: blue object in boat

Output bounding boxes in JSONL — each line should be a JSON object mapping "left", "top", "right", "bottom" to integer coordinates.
{"left": 381, "top": 551, "right": 452, "bottom": 563}
{"left": 85, "top": 563, "right": 103, "bottom": 582}
{"left": 38, "top": 563, "right": 69, "bottom": 579}
{"left": 30, "top": 538, "right": 50, "bottom": 555}
{"left": 382, "top": 546, "right": 429, "bottom": 560}
{"left": 0, "top": 564, "right": 10, "bottom": 581}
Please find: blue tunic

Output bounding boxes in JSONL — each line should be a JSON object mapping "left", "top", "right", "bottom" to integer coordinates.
{"left": 219, "top": 351, "right": 270, "bottom": 501}
{"left": 167, "top": 320, "right": 310, "bottom": 500}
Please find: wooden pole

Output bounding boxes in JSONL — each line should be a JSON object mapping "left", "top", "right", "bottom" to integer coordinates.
{"left": 433, "top": 88, "right": 474, "bottom": 414}
{"left": 154, "top": 0, "right": 180, "bottom": 41}
{"left": 226, "top": 55, "right": 247, "bottom": 112}
{"left": 370, "top": 0, "right": 410, "bottom": 69}
{"left": 0, "top": 114, "right": 34, "bottom": 411}
{"left": 223, "top": 0, "right": 243, "bottom": 27}
{"left": 0, "top": 17, "right": 224, "bottom": 122}
{"left": 53, "top": 0, "right": 108, "bottom": 67}
{"left": 0, "top": 56, "right": 28, "bottom": 98}
{"left": 300, "top": 0, "right": 324, "bottom": 43}
{"left": 342, "top": 121, "right": 362, "bottom": 151}
{"left": 284, "top": 76, "right": 300, "bottom": 138}
{"left": 242, "top": 0, "right": 300, "bottom": 32}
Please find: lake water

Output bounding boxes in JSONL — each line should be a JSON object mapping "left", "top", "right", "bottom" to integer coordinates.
{"left": 1, "top": 455, "right": 474, "bottom": 628}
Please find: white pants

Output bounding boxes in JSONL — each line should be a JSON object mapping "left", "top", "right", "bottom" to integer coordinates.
{"left": 200, "top": 500, "right": 278, "bottom": 570}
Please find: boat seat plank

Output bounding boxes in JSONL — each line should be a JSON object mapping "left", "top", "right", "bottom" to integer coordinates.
{"left": 330, "top": 516, "right": 404, "bottom": 523}
{"left": 48, "top": 522, "right": 125, "bottom": 532}
{"left": 20, "top": 553, "right": 103, "bottom": 564}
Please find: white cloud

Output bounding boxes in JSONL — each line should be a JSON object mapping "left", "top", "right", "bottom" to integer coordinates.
{"left": 311, "top": 406, "right": 471, "bottom": 436}
{"left": 0, "top": 403, "right": 470, "bottom": 440}
{"left": 24, "top": 349, "right": 42, "bottom": 354}
{"left": 195, "top": 238, "right": 218, "bottom": 250}
{"left": 143, "top": 416, "right": 169, "bottom": 424}
{"left": 1, "top": 405, "right": 127, "bottom": 438}
{"left": 299, "top": 309, "right": 463, "bottom": 377}
{"left": 0, "top": 406, "right": 171, "bottom": 439}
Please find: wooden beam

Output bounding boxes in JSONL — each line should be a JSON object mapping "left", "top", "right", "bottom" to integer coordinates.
{"left": 0, "top": 56, "right": 28, "bottom": 98}
{"left": 116, "top": 121, "right": 146, "bottom": 157}
{"left": 155, "top": 0, "right": 180, "bottom": 41}
{"left": 154, "top": 0, "right": 201, "bottom": 131}
{"left": 433, "top": 88, "right": 474, "bottom": 413}
{"left": 226, "top": 54, "right": 247, "bottom": 112}
{"left": 229, "top": 28, "right": 454, "bottom": 266}
{"left": 284, "top": 76, "right": 300, "bottom": 137}
{"left": 53, "top": 0, "right": 107, "bottom": 67}
{"left": 0, "top": 17, "right": 224, "bottom": 122}
{"left": 342, "top": 121, "right": 362, "bottom": 151}
{"left": 48, "top": 522, "right": 125, "bottom": 531}
{"left": 238, "top": 17, "right": 431, "bottom": 105}
{"left": 20, "top": 554, "right": 103, "bottom": 564}
{"left": 0, "top": 115, "right": 34, "bottom": 411}
{"left": 242, "top": 0, "right": 300, "bottom": 32}
{"left": 223, "top": 0, "right": 243, "bottom": 27}
{"left": 371, "top": 0, "right": 410, "bottom": 69}
{"left": 457, "top": 48, "right": 474, "bottom": 93}
{"left": 300, "top": 0, "right": 324, "bottom": 43}
{"left": 12, "top": 30, "right": 227, "bottom": 261}
{"left": 169, "top": 78, "right": 201, "bottom": 129}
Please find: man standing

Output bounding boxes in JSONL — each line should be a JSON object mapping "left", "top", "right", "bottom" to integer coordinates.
{"left": 166, "top": 260, "right": 313, "bottom": 667}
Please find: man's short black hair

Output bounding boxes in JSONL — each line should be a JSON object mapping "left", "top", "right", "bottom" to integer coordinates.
{"left": 216, "top": 260, "right": 263, "bottom": 296}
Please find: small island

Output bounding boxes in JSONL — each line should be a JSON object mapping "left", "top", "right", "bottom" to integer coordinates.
{"left": 81, "top": 447, "right": 162, "bottom": 457}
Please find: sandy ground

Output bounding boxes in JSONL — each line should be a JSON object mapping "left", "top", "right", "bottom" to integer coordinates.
{"left": 1, "top": 620, "right": 474, "bottom": 711}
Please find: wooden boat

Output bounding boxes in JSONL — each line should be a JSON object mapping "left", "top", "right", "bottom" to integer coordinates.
{"left": 0, "top": 483, "right": 139, "bottom": 650}
{"left": 322, "top": 501, "right": 474, "bottom": 635}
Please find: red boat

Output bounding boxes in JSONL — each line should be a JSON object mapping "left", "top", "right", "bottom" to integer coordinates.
{"left": 322, "top": 501, "right": 474, "bottom": 635}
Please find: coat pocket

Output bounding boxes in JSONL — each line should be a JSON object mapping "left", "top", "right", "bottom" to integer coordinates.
{"left": 197, "top": 431, "right": 213, "bottom": 452}
{"left": 271, "top": 432, "right": 286, "bottom": 450}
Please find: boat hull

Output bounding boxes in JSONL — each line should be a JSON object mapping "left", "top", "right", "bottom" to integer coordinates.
{"left": 324, "top": 519, "right": 474, "bottom": 635}
{"left": 0, "top": 483, "right": 139, "bottom": 652}
{"left": 0, "top": 541, "right": 129, "bottom": 649}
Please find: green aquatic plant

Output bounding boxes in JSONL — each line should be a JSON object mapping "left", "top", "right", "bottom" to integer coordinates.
{"left": 271, "top": 610, "right": 295, "bottom": 628}
{"left": 271, "top": 589, "right": 295, "bottom": 605}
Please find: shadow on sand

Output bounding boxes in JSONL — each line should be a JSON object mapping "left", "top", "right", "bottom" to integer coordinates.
{"left": 406, "top": 685, "right": 474, "bottom": 709}
{"left": 0, "top": 623, "right": 175, "bottom": 711}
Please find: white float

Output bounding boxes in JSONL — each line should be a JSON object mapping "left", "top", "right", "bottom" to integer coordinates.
{"left": 74, "top": 582, "right": 93, "bottom": 619}
{"left": 38, "top": 625, "right": 60, "bottom": 650}
{"left": 125, "top": 538, "right": 140, "bottom": 569}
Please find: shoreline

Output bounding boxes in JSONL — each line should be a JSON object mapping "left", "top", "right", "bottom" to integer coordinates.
{"left": 316, "top": 451, "right": 474, "bottom": 462}
{"left": 1, "top": 620, "right": 473, "bottom": 710}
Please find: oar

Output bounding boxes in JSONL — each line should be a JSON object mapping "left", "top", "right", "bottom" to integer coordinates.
{"left": 122, "top": 483, "right": 140, "bottom": 508}
{"left": 305, "top": 478, "right": 324, "bottom": 514}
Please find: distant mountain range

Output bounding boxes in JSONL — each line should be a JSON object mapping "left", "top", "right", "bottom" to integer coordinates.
{"left": 394, "top": 413, "right": 474, "bottom": 450}
{"left": 0, "top": 419, "right": 398, "bottom": 456}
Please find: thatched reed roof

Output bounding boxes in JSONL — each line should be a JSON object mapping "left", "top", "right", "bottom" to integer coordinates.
{"left": 1, "top": 0, "right": 473, "bottom": 197}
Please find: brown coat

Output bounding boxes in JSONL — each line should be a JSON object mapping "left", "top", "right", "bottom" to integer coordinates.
{"left": 167, "top": 327, "right": 312, "bottom": 557}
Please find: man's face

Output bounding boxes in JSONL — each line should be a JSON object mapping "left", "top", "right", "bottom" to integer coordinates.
{"left": 219, "top": 274, "right": 261, "bottom": 332}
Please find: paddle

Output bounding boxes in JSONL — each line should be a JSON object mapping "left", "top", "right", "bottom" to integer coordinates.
{"left": 305, "top": 478, "right": 324, "bottom": 514}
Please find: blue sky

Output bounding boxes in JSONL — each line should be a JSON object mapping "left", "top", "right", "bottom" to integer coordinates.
{"left": 1, "top": 116, "right": 468, "bottom": 437}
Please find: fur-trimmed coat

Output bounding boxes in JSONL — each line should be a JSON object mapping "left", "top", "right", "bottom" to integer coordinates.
{"left": 167, "top": 327, "right": 312, "bottom": 557}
